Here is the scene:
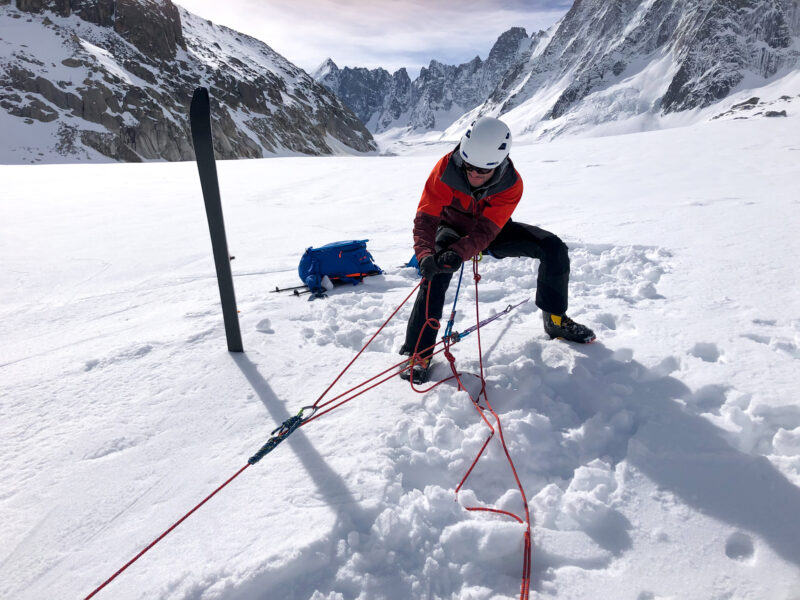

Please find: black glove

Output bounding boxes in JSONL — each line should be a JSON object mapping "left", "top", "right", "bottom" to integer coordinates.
{"left": 419, "top": 255, "right": 440, "bottom": 280}
{"left": 435, "top": 250, "right": 462, "bottom": 274}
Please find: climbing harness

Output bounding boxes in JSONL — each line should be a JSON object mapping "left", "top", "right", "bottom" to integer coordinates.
{"left": 84, "top": 261, "right": 532, "bottom": 600}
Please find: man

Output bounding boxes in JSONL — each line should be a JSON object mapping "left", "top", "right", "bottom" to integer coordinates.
{"left": 400, "top": 116, "right": 595, "bottom": 384}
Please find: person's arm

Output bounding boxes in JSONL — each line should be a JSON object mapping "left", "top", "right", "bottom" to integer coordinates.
{"left": 412, "top": 155, "right": 451, "bottom": 260}
{"left": 449, "top": 176, "right": 523, "bottom": 260}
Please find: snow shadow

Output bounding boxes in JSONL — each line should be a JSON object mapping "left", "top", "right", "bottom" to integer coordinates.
{"left": 227, "top": 354, "right": 378, "bottom": 598}
{"left": 528, "top": 341, "right": 800, "bottom": 569}
{"left": 232, "top": 354, "right": 373, "bottom": 532}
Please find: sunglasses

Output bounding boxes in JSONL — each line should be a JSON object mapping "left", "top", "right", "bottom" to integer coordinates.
{"left": 464, "top": 163, "right": 494, "bottom": 175}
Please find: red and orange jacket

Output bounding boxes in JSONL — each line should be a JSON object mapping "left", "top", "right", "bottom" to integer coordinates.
{"left": 413, "top": 148, "right": 523, "bottom": 262}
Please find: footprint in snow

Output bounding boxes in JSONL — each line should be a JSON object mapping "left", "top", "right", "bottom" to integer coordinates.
{"left": 689, "top": 342, "right": 721, "bottom": 363}
{"left": 595, "top": 313, "right": 617, "bottom": 331}
{"left": 84, "top": 344, "right": 153, "bottom": 371}
{"left": 84, "top": 436, "right": 139, "bottom": 460}
{"left": 725, "top": 531, "right": 755, "bottom": 561}
{"left": 751, "top": 318, "right": 777, "bottom": 326}
{"left": 741, "top": 333, "right": 800, "bottom": 360}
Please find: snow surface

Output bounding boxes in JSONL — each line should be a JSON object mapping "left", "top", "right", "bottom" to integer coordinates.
{"left": 1, "top": 113, "right": 800, "bottom": 600}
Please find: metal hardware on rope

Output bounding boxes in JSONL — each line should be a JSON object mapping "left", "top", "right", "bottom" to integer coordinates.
{"left": 248, "top": 407, "right": 313, "bottom": 465}
{"left": 443, "top": 263, "right": 465, "bottom": 341}
{"left": 441, "top": 299, "right": 529, "bottom": 347}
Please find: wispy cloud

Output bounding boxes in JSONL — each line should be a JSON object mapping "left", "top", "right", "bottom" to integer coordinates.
{"left": 175, "top": 0, "right": 570, "bottom": 77}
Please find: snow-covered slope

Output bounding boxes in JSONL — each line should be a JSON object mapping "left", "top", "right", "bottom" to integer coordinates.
{"left": 0, "top": 0, "right": 375, "bottom": 164}
{"left": 1, "top": 106, "right": 799, "bottom": 598}
{"left": 470, "top": 0, "right": 800, "bottom": 142}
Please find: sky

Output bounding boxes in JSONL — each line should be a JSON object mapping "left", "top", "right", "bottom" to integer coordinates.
{"left": 173, "top": 0, "right": 571, "bottom": 78}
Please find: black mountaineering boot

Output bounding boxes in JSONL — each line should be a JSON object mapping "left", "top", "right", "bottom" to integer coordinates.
{"left": 399, "top": 355, "right": 432, "bottom": 384}
{"left": 543, "top": 312, "right": 596, "bottom": 343}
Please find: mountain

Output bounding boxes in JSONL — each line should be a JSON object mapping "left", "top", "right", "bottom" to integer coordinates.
{"left": 316, "top": 0, "right": 799, "bottom": 143}
{"left": 313, "top": 27, "right": 538, "bottom": 133}
{"left": 0, "top": 0, "right": 376, "bottom": 164}
{"left": 472, "top": 0, "right": 800, "bottom": 139}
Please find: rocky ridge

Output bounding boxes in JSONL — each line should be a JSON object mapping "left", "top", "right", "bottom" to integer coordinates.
{"left": 0, "top": 0, "right": 375, "bottom": 163}
{"left": 314, "top": 27, "right": 536, "bottom": 133}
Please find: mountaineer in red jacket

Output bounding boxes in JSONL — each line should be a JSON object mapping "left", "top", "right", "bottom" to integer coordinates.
{"left": 400, "top": 116, "right": 595, "bottom": 384}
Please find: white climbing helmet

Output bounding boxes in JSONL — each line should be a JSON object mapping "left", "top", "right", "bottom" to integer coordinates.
{"left": 459, "top": 116, "right": 512, "bottom": 169}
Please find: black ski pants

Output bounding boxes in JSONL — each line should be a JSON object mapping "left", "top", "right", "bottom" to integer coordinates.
{"left": 400, "top": 219, "right": 570, "bottom": 359}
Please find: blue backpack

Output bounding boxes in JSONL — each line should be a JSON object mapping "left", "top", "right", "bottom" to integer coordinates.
{"left": 298, "top": 240, "right": 382, "bottom": 296}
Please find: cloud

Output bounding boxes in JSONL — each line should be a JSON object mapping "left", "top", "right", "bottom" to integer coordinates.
{"left": 175, "top": 0, "right": 570, "bottom": 77}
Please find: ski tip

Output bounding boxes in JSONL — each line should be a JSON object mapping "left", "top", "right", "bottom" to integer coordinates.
{"left": 192, "top": 86, "right": 209, "bottom": 104}
{"left": 190, "top": 87, "right": 210, "bottom": 124}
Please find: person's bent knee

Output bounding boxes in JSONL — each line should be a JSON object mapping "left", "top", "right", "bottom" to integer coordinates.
{"left": 540, "top": 235, "right": 570, "bottom": 274}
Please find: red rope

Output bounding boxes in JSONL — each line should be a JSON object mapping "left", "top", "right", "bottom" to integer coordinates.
{"left": 310, "top": 281, "right": 421, "bottom": 410}
{"left": 408, "top": 259, "right": 532, "bottom": 600}
{"left": 84, "top": 463, "right": 251, "bottom": 599}
{"left": 85, "top": 265, "right": 532, "bottom": 599}
{"left": 466, "top": 258, "right": 532, "bottom": 600}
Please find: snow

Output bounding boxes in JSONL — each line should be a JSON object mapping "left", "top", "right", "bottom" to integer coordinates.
{"left": 1, "top": 112, "right": 800, "bottom": 600}
{"left": 78, "top": 39, "right": 134, "bottom": 85}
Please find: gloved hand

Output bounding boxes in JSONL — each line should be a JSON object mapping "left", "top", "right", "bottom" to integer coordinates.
{"left": 435, "top": 250, "right": 462, "bottom": 273}
{"left": 419, "top": 254, "right": 440, "bottom": 280}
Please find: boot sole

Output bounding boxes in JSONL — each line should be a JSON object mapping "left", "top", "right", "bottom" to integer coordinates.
{"left": 547, "top": 333, "right": 596, "bottom": 344}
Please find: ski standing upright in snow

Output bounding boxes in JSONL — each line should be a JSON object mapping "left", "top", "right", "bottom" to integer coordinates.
{"left": 190, "top": 87, "right": 244, "bottom": 353}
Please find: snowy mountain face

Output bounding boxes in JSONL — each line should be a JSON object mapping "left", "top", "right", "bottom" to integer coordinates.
{"left": 661, "top": 0, "right": 800, "bottom": 112}
{"left": 317, "top": 0, "right": 799, "bottom": 144}
{"left": 466, "top": 0, "right": 800, "bottom": 139}
{"left": 0, "top": 0, "right": 375, "bottom": 163}
{"left": 491, "top": 0, "right": 800, "bottom": 116}
{"left": 314, "top": 27, "right": 535, "bottom": 133}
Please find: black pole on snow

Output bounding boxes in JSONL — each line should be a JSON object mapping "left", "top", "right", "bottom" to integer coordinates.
{"left": 189, "top": 87, "right": 244, "bottom": 353}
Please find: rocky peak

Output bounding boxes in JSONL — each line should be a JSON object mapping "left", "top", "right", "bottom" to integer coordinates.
{"left": 486, "top": 27, "right": 528, "bottom": 65}
{"left": 314, "top": 26, "right": 534, "bottom": 134}
{"left": 313, "top": 58, "right": 339, "bottom": 80}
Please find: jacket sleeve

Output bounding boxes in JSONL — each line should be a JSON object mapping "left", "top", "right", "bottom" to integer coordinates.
{"left": 449, "top": 175, "right": 523, "bottom": 260}
{"left": 412, "top": 155, "right": 451, "bottom": 260}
